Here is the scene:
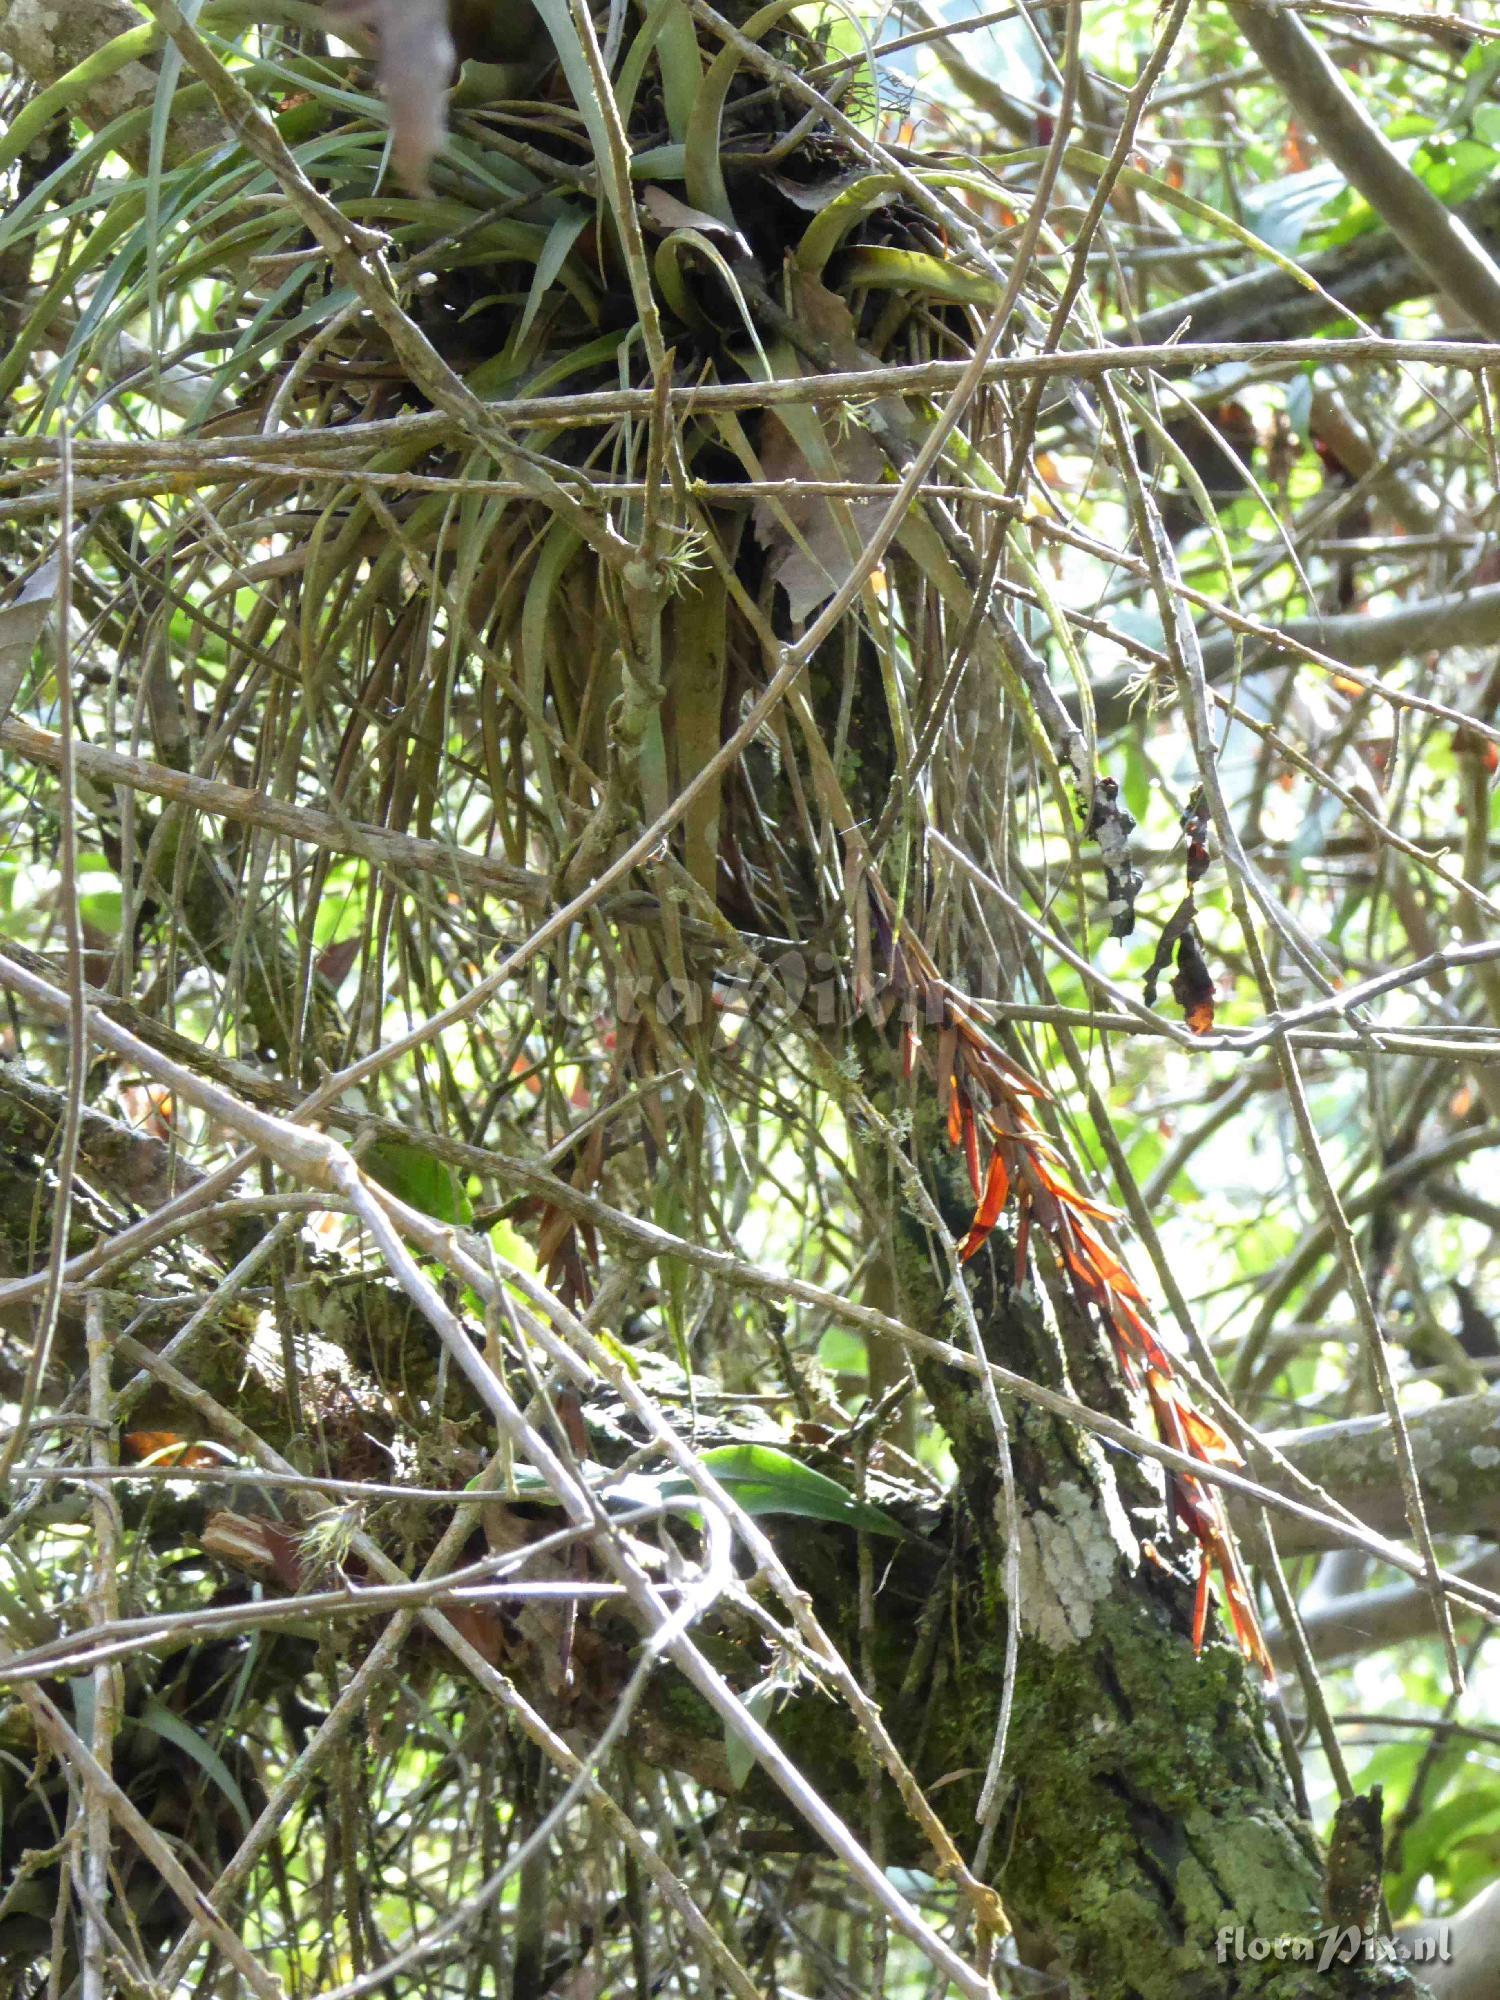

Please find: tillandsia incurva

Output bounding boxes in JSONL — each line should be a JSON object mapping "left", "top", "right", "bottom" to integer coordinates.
{"left": 860, "top": 869, "right": 1275, "bottom": 1682}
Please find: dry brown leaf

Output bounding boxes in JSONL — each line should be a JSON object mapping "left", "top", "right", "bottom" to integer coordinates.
{"left": 202, "top": 1510, "right": 305, "bottom": 1592}
{"left": 640, "top": 185, "right": 748, "bottom": 255}
{"left": 767, "top": 169, "right": 881, "bottom": 214}
{"left": 750, "top": 419, "right": 886, "bottom": 623}
{"left": 0, "top": 557, "right": 58, "bottom": 723}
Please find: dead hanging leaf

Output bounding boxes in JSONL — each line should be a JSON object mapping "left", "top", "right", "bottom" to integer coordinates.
{"left": 787, "top": 267, "right": 864, "bottom": 360}
{"left": 1143, "top": 919, "right": 1178, "bottom": 1012}
{"left": 1141, "top": 791, "right": 1218, "bottom": 1031}
{"left": 1180, "top": 787, "right": 1211, "bottom": 884}
{"left": 0, "top": 557, "right": 59, "bottom": 723}
{"left": 1144, "top": 900, "right": 1215, "bottom": 1035}
{"left": 640, "top": 185, "right": 749, "bottom": 255}
{"left": 202, "top": 1510, "right": 305, "bottom": 1593}
{"left": 750, "top": 418, "right": 886, "bottom": 623}
{"left": 768, "top": 169, "right": 881, "bottom": 214}
{"left": 447, "top": 1604, "right": 508, "bottom": 1666}
{"left": 1171, "top": 928, "right": 1216, "bottom": 1036}
{"left": 327, "top": 0, "right": 455, "bottom": 195}
{"left": 316, "top": 935, "right": 362, "bottom": 988}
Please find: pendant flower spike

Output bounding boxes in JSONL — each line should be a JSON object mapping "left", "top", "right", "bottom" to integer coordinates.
{"left": 862, "top": 871, "right": 1273, "bottom": 1680}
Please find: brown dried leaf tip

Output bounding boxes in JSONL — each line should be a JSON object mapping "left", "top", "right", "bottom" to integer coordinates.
{"left": 1144, "top": 787, "right": 1216, "bottom": 1036}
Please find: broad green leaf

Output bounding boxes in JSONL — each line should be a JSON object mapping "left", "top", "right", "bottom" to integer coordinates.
{"left": 1242, "top": 165, "right": 1345, "bottom": 255}
{"left": 818, "top": 1326, "right": 868, "bottom": 1375}
{"left": 477, "top": 1447, "right": 908, "bottom": 1539}
{"left": 724, "top": 1675, "right": 781, "bottom": 1791}
{"left": 672, "top": 1444, "right": 908, "bottom": 1537}
{"left": 1387, "top": 1787, "right": 1500, "bottom": 1915}
{"left": 138, "top": 1698, "right": 253, "bottom": 1835}
{"left": 365, "top": 1142, "right": 474, "bottom": 1225}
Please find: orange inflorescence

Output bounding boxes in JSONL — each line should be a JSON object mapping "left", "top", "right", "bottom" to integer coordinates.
{"left": 862, "top": 874, "right": 1273, "bottom": 1681}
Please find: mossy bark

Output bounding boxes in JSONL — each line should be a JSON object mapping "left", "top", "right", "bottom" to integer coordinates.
{"left": 818, "top": 1080, "right": 1426, "bottom": 1998}
{"left": 610, "top": 1076, "right": 1433, "bottom": 1996}
{"left": 0, "top": 1044, "right": 1433, "bottom": 1998}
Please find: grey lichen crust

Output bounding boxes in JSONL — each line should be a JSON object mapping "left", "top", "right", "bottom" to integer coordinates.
{"left": 1012, "top": 1475, "right": 1137, "bottom": 1648}
{"left": 0, "top": 0, "right": 223, "bottom": 161}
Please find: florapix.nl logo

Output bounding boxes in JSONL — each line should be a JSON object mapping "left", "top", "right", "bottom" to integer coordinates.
{"left": 1216, "top": 1924, "right": 1451, "bottom": 1972}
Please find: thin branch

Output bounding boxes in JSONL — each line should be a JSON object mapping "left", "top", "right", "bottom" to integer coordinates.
{"left": 1089, "top": 581, "right": 1500, "bottom": 731}
{"left": 1229, "top": 1, "right": 1500, "bottom": 339}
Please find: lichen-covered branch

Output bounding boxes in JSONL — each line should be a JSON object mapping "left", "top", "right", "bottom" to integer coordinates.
{"left": 1245, "top": 1393, "right": 1500, "bottom": 1556}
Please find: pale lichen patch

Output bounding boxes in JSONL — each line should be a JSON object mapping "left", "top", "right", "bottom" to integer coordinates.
{"left": 1012, "top": 1478, "right": 1134, "bottom": 1649}
{"left": 0, "top": 2, "right": 161, "bottom": 125}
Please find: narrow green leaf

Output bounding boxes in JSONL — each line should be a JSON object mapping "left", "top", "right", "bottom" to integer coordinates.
{"left": 0, "top": 23, "right": 160, "bottom": 176}
{"left": 365, "top": 1142, "right": 473, "bottom": 1225}
{"left": 676, "top": 1444, "right": 908, "bottom": 1537}
{"left": 685, "top": 0, "right": 803, "bottom": 227}
{"left": 795, "top": 169, "right": 990, "bottom": 277}
{"left": 515, "top": 211, "right": 591, "bottom": 351}
{"left": 838, "top": 245, "right": 1003, "bottom": 309}
{"left": 138, "top": 1698, "right": 253, "bottom": 1835}
{"left": 724, "top": 1676, "right": 780, "bottom": 1791}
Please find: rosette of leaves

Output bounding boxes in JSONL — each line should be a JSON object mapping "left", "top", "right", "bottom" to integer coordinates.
{"left": 0, "top": 0, "right": 1051, "bottom": 1265}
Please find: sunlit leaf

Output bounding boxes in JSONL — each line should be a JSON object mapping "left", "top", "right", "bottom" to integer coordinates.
{"left": 668, "top": 1445, "right": 908, "bottom": 1538}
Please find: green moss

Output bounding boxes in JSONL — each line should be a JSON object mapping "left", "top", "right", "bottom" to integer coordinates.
{"left": 720, "top": 1013, "right": 1427, "bottom": 1993}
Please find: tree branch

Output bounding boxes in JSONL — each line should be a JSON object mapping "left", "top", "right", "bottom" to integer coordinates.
{"left": 1088, "top": 581, "right": 1500, "bottom": 734}
{"left": 1227, "top": 2, "right": 1500, "bottom": 340}
{"left": 1270, "top": 1549, "right": 1500, "bottom": 1672}
{"left": 1405, "top": 1881, "right": 1500, "bottom": 2000}
{"left": 1238, "top": 1390, "right": 1500, "bottom": 1555}
{"left": 0, "top": 0, "right": 221, "bottom": 163}
{"left": 1128, "top": 182, "right": 1500, "bottom": 350}
{"left": 0, "top": 1057, "right": 202, "bottom": 1215}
